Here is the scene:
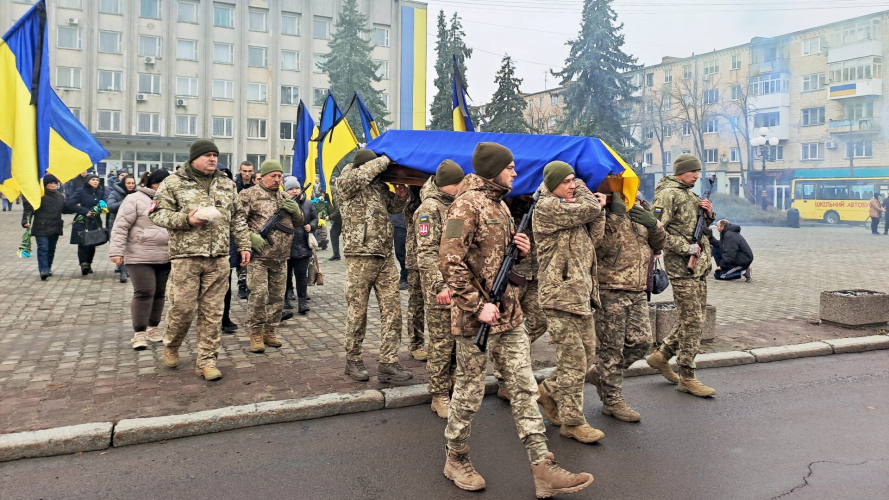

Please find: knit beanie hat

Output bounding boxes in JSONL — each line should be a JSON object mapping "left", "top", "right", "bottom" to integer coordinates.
{"left": 43, "top": 173, "right": 60, "bottom": 187}
{"left": 472, "top": 142, "right": 513, "bottom": 179}
{"left": 673, "top": 153, "right": 702, "bottom": 176}
{"left": 189, "top": 139, "right": 219, "bottom": 163}
{"left": 259, "top": 159, "right": 283, "bottom": 176}
{"left": 147, "top": 169, "right": 170, "bottom": 187}
{"left": 283, "top": 176, "right": 301, "bottom": 192}
{"left": 543, "top": 161, "right": 575, "bottom": 193}
{"left": 435, "top": 159, "right": 464, "bottom": 187}
{"left": 85, "top": 173, "right": 98, "bottom": 182}
{"left": 353, "top": 148, "right": 378, "bottom": 168}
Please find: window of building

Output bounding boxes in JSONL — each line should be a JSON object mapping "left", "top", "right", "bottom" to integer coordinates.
{"left": 139, "top": 36, "right": 162, "bottom": 57}
{"left": 177, "top": 39, "right": 198, "bottom": 61}
{"left": 313, "top": 88, "right": 327, "bottom": 107}
{"left": 801, "top": 107, "right": 825, "bottom": 126}
{"left": 844, "top": 101, "right": 874, "bottom": 119}
{"left": 99, "top": 0, "right": 121, "bottom": 14}
{"left": 281, "top": 86, "right": 299, "bottom": 105}
{"left": 705, "top": 149, "right": 719, "bottom": 163}
{"left": 59, "top": 0, "right": 82, "bottom": 8}
{"left": 645, "top": 73, "right": 654, "bottom": 87}
{"left": 828, "top": 18, "right": 882, "bottom": 47}
{"left": 247, "top": 119, "right": 267, "bottom": 139}
{"left": 97, "top": 110, "right": 121, "bottom": 132}
{"left": 98, "top": 31, "right": 122, "bottom": 54}
{"left": 280, "top": 121, "right": 295, "bottom": 140}
{"left": 213, "top": 117, "right": 233, "bottom": 137}
{"left": 282, "top": 13, "right": 300, "bottom": 36}
{"left": 704, "top": 88, "right": 719, "bottom": 104}
{"left": 682, "top": 149, "right": 691, "bottom": 154}
{"left": 176, "top": 115, "right": 198, "bottom": 136}
{"left": 137, "top": 113, "right": 160, "bottom": 134}
{"left": 57, "top": 27, "right": 81, "bottom": 50}
{"left": 69, "top": 107, "right": 81, "bottom": 122}
{"left": 801, "top": 36, "right": 826, "bottom": 56}
{"left": 749, "top": 73, "right": 789, "bottom": 95}
{"left": 662, "top": 95, "right": 671, "bottom": 110}
{"left": 731, "top": 54, "right": 742, "bottom": 70}
{"left": 313, "top": 53, "right": 325, "bottom": 73}
{"left": 753, "top": 112, "right": 780, "bottom": 128}
{"left": 801, "top": 73, "right": 826, "bottom": 92}
{"left": 731, "top": 84, "right": 743, "bottom": 100}
{"left": 644, "top": 153, "right": 653, "bottom": 165}
{"left": 248, "top": 46, "right": 268, "bottom": 67}
{"left": 767, "top": 145, "right": 784, "bottom": 160}
{"left": 663, "top": 125, "right": 672, "bottom": 138}
{"left": 375, "top": 60, "right": 389, "bottom": 80}
{"left": 703, "top": 59, "right": 718, "bottom": 76}
{"left": 829, "top": 57, "right": 883, "bottom": 83}
{"left": 682, "top": 64, "right": 692, "bottom": 79}
{"left": 216, "top": 153, "right": 232, "bottom": 169}
{"left": 846, "top": 140, "right": 873, "bottom": 158}
{"left": 730, "top": 147, "right": 740, "bottom": 162}
{"left": 214, "top": 3, "right": 234, "bottom": 28}
{"left": 373, "top": 26, "right": 390, "bottom": 47}
{"left": 98, "top": 70, "right": 122, "bottom": 92}
{"left": 57, "top": 67, "right": 81, "bottom": 89}
{"left": 551, "top": 94, "right": 563, "bottom": 106}
{"left": 281, "top": 50, "right": 300, "bottom": 71}
{"left": 247, "top": 83, "right": 268, "bottom": 103}
{"left": 663, "top": 151, "right": 672, "bottom": 165}
{"left": 178, "top": 1, "right": 198, "bottom": 23}
{"left": 249, "top": 9, "right": 268, "bottom": 32}
{"left": 213, "top": 43, "right": 233, "bottom": 64}
{"left": 801, "top": 143, "right": 824, "bottom": 160}
{"left": 682, "top": 122, "right": 692, "bottom": 136}
{"left": 176, "top": 77, "right": 199, "bottom": 97}
{"left": 645, "top": 128, "right": 654, "bottom": 139}
{"left": 212, "top": 80, "right": 233, "bottom": 100}
{"left": 140, "top": 0, "right": 161, "bottom": 19}
{"left": 663, "top": 69, "right": 672, "bottom": 84}
{"left": 246, "top": 154, "right": 266, "bottom": 166}
{"left": 705, "top": 118, "right": 719, "bottom": 133}
{"left": 138, "top": 74, "right": 161, "bottom": 94}
{"left": 314, "top": 18, "right": 331, "bottom": 40}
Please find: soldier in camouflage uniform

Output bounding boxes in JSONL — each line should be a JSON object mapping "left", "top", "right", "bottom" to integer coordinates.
{"left": 647, "top": 154, "right": 717, "bottom": 397}
{"left": 149, "top": 139, "right": 251, "bottom": 381}
{"left": 338, "top": 149, "right": 413, "bottom": 383}
{"left": 588, "top": 192, "right": 667, "bottom": 421}
{"left": 440, "top": 143, "right": 593, "bottom": 498}
{"left": 533, "top": 161, "right": 607, "bottom": 444}
{"left": 415, "top": 160, "right": 464, "bottom": 418}
{"left": 403, "top": 185, "right": 427, "bottom": 361}
{"left": 239, "top": 160, "right": 304, "bottom": 353}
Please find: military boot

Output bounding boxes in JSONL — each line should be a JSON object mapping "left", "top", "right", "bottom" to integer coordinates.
{"left": 410, "top": 347, "right": 428, "bottom": 361}
{"left": 378, "top": 362, "right": 413, "bottom": 383}
{"left": 585, "top": 365, "right": 604, "bottom": 401}
{"left": 163, "top": 346, "right": 179, "bottom": 368}
{"left": 345, "top": 360, "right": 369, "bottom": 382}
{"left": 195, "top": 364, "right": 222, "bottom": 381}
{"left": 559, "top": 423, "right": 605, "bottom": 444}
{"left": 602, "top": 400, "right": 641, "bottom": 422}
{"left": 678, "top": 377, "right": 716, "bottom": 397}
{"left": 530, "top": 453, "right": 594, "bottom": 499}
{"left": 431, "top": 394, "right": 451, "bottom": 419}
{"left": 249, "top": 332, "right": 265, "bottom": 353}
{"left": 646, "top": 351, "right": 680, "bottom": 384}
{"left": 496, "top": 381, "right": 510, "bottom": 401}
{"left": 443, "top": 445, "right": 486, "bottom": 491}
{"left": 536, "top": 382, "right": 562, "bottom": 426}
{"left": 263, "top": 328, "right": 282, "bottom": 348}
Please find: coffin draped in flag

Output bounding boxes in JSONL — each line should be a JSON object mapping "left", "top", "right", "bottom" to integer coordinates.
{"left": 0, "top": 0, "right": 107, "bottom": 209}
{"left": 365, "top": 130, "right": 638, "bottom": 205}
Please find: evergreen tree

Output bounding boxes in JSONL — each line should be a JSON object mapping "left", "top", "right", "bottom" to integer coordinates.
{"left": 486, "top": 55, "right": 528, "bottom": 134}
{"left": 429, "top": 11, "right": 473, "bottom": 130}
{"left": 553, "top": 0, "right": 638, "bottom": 157}
{"left": 318, "top": 0, "right": 390, "bottom": 142}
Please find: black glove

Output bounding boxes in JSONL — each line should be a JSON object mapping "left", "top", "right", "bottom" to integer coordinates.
{"left": 610, "top": 196, "right": 626, "bottom": 216}
{"left": 628, "top": 205, "right": 658, "bottom": 228}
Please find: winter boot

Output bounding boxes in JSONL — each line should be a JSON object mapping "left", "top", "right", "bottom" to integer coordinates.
{"left": 285, "top": 289, "right": 296, "bottom": 301}
{"left": 298, "top": 298, "right": 310, "bottom": 315}
{"left": 249, "top": 332, "right": 265, "bottom": 353}
{"left": 585, "top": 365, "right": 604, "bottom": 401}
{"left": 378, "top": 362, "right": 413, "bottom": 383}
{"left": 530, "top": 453, "right": 594, "bottom": 499}
{"left": 431, "top": 394, "right": 451, "bottom": 419}
{"left": 283, "top": 297, "right": 294, "bottom": 310}
{"left": 237, "top": 284, "right": 250, "bottom": 300}
{"left": 81, "top": 263, "right": 90, "bottom": 276}
{"left": 536, "top": 382, "right": 562, "bottom": 426}
{"left": 646, "top": 351, "right": 680, "bottom": 384}
{"left": 195, "top": 364, "right": 222, "bottom": 381}
{"left": 410, "top": 347, "right": 428, "bottom": 361}
{"left": 163, "top": 347, "right": 179, "bottom": 368}
{"left": 602, "top": 400, "right": 641, "bottom": 422}
{"left": 263, "top": 329, "right": 283, "bottom": 348}
{"left": 496, "top": 381, "right": 510, "bottom": 401}
{"left": 222, "top": 320, "right": 238, "bottom": 333}
{"left": 281, "top": 311, "right": 294, "bottom": 321}
{"left": 678, "top": 377, "right": 716, "bottom": 397}
{"left": 345, "top": 360, "right": 369, "bottom": 382}
{"left": 443, "top": 445, "right": 486, "bottom": 491}
{"left": 559, "top": 423, "right": 605, "bottom": 444}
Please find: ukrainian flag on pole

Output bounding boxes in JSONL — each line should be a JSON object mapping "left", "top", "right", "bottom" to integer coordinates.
{"left": 315, "top": 92, "right": 358, "bottom": 196}
{"left": 354, "top": 92, "right": 381, "bottom": 142}
{"left": 0, "top": 0, "right": 107, "bottom": 209}
{"left": 452, "top": 54, "right": 474, "bottom": 132}
{"left": 292, "top": 100, "right": 315, "bottom": 185}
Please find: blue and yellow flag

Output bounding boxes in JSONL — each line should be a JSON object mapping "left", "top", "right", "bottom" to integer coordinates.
{"left": 452, "top": 54, "right": 474, "bottom": 132}
{"left": 0, "top": 1, "right": 107, "bottom": 209}
{"left": 354, "top": 92, "right": 380, "bottom": 142}
{"left": 292, "top": 101, "right": 315, "bottom": 185}
{"left": 314, "top": 92, "right": 358, "bottom": 196}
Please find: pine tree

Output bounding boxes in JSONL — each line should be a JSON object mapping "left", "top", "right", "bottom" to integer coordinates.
{"left": 553, "top": 0, "right": 638, "bottom": 157}
{"left": 318, "top": 0, "right": 390, "bottom": 142}
{"left": 429, "top": 11, "right": 473, "bottom": 130}
{"left": 486, "top": 55, "right": 528, "bottom": 134}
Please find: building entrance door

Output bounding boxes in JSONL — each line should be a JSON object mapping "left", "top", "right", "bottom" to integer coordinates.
{"left": 136, "top": 162, "right": 161, "bottom": 178}
{"left": 775, "top": 185, "right": 791, "bottom": 210}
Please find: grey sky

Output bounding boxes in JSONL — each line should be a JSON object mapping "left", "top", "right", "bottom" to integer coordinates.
{"left": 421, "top": 0, "right": 887, "bottom": 115}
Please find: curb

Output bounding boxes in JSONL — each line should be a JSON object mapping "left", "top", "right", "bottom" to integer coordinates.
{"left": 1, "top": 335, "right": 886, "bottom": 462}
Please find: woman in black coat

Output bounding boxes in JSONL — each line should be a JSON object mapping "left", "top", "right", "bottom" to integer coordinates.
{"left": 66, "top": 174, "right": 105, "bottom": 276}
{"left": 22, "top": 174, "right": 66, "bottom": 280}
{"left": 284, "top": 176, "right": 318, "bottom": 314}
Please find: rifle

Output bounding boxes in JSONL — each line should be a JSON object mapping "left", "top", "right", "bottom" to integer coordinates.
{"left": 473, "top": 189, "right": 541, "bottom": 353}
{"left": 687, "top": 176, "right": 715, "bottom": 274}
{"left": 258, "top": 184, "right": 310, "bottom": 244}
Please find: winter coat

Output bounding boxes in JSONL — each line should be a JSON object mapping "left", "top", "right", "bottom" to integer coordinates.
{"left": 64, "top": 175, "right": 88, "bottom": 199}
{"left": 337, "top": 156, "right": 408, "bottom": 257}
{"left": 651, "top": 176, "right": 714, "bottom": 280}
{"left": 239, "top": 184, "right": 302, "bottom": 263}
{"left": 105, "top": 184, "right": 133, "bottom": 227}
{"left": 596, "top": 200, "right": 668, "bottom": 292}
{"left": 235, "top": 175, "right": 255, "bottom": 193}
{"left": 289, "top": 197, "right": 318, "bottom": 259}
{"left": 533, "top": 178, "right": 605, "bottom": 315}
{"left": 869, "top": 198, "right": 884, "bottom": 218}
{"left": 66, "top": 185, "right": 105, "bottom": 245}
{"left": 22, "top": 189, "right": 65, "bottom": 237}
{"left": 328, "top": 184, "right": 341, "bottom": 223}
{"left": 717, "top": 224, "right": 753, "bottom": 269}
{"left": 109, "top": 187, "right": 170, "bottom": 265}
{"left": 415, "top": 177, "right": 454, "bottom": 310}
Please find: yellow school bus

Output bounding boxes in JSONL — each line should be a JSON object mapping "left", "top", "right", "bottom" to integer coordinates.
{"left": 791, "top": 170, "right": 889, "bottom": 224}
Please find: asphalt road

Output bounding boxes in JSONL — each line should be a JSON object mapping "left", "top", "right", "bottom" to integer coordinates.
{"left": 2, "top": 351, "right": 888, "bottom": 500}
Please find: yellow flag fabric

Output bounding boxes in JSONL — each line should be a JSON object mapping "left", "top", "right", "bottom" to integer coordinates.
{"left": 318, "top": 120, "right": 358, "bottom": 196}
{"left": 601, "top": 141, "right": 639, "bottom": 207}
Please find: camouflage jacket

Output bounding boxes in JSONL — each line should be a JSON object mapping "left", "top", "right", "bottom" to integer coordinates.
{"left": 440, "top": 174, "right": 523, "bottom": 337}
{"left": 415, "top": 177, "right": 454, "bottom": 310}
{"left": 239, "top": 184, "right": 303, "bottom": 263}
{"left": 337, "top": 156, "right": 409, "bottom": 257}
{"left": 533, "top": 179, "right": 605, "bottom": 315}
{"left": 149, "top": 164, "right": 250, "bottom": 260}
{"left": 404, "top": 192, "right": 422, "bottom": 270}
{"left": 508, "top": 196, "right": 539, "bottom": 280}
{"left": 596, "top": 200, "right": 668, "bottom": 291}
{"left": 652, "top": 176, "right": 714, "bottom": 279}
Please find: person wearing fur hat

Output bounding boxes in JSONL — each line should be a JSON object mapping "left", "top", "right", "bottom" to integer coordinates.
{"left": 22, "top": 174, "right": 66, "bottom": 280}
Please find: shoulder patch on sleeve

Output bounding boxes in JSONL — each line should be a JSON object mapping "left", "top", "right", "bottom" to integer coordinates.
{"left": 561, "top": 198, "right": 577, "bottom": 203}
{"left": 149, "top": 200, "right": 158, "bottom": 212}
{"left": 445, "top": 218, "right": 465, "bottom": 239}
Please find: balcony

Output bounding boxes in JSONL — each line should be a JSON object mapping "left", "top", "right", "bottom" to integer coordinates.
{"left": 828, "top": 79, "right": 883, "bottom": 99}
{"left": 828, "top": 118, "right": 881, "bottom": 134}
{"left": 748, "top": 58, "right": 789, "bottom": 77}
{"left": 827, "top": 40, "right": 883, "bottom": 64}
{"left": 750, "top": 91, "right": 790, "bottom": 109}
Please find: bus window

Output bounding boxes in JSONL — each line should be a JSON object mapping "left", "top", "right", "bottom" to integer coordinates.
{"left": 819, "top": 182, "right": 849, "bottom": 200}
{"left": 803, "top": 183, "right": 816, "bottom": 199}
{"left": 849, "top": 181, "right": 874, "bottom": 200}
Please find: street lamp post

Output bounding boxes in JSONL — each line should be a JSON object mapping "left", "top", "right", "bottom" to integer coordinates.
{"left": 751, "top": 127, "right": 779, "bottom": 171}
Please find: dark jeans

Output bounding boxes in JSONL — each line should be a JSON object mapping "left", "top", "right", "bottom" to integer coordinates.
{"left": 35, "top": 235, "right": 59, "bottom": 274}
{"left": 872, "top": 217, "right": 881, "bottom": 234}
{"left": 77, "top": 245, "right": 96, "bottom": 266}
{"left": 715, "top": 266, "right": 747, "bottom": 281}
{"left": 126, "top": 263, "right": 171, "bottom": 332}
{"left": 223, "top": 269, "right": 233, "bottom": 324}
{"left": 393, "top": 226, "right": 407, "bottom": 282}
{"left": 711, "top": 246, "right": 722, "bottom": 267}
{"left": 330, "top": 219, "right": 342, "bottom": 257}
{"left": 287, "top": 256, "right": 312, "bottom": 298}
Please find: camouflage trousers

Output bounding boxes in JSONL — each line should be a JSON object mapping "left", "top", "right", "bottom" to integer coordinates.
{"left": 594, "top": 290, "right": 652, "bottom": 405}
{"left": 406, "top": 270, "right": 425, "bottom": 351}
{"left": 492, "top": 279, "right": 547, "bottom": 382}
{"left": 540, "top": 309, "right": 596, "bottom": 426}
{"left": 163, "top": 256, "right": 228, "bottom": 368}
{"left": 659, "top": 277, "right": 707, "bottom": 378}
{"left": 247, "top": 259, "right": 287, "bottom": 336}
{"left": 446, "top": 325, "right": 548, "bottom": 463}
{"left": 344, "top": 255, "right": 403, "bottom": 364}
{"left": 425, "top": 307, "right": 455, "bottom": 395}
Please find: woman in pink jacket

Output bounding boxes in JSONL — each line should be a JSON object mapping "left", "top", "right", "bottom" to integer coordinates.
{"left": 110, "top": 169, "right": 171, "bottom": 349}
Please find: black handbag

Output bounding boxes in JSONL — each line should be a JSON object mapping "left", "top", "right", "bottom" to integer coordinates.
{"left": 79, "top": 219, "right": 108, "bottom": 247}
{"left": 651, "top": 258, "right": 670, "bottom": 294}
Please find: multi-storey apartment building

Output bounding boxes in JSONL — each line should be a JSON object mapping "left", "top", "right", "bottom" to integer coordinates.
{"left": 1, "top": 0, "right": 427, "bottom": 177}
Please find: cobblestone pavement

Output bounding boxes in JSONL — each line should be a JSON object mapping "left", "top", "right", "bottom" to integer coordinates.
{"left": 0, "top": 207, "right": 886, "bottom": 434}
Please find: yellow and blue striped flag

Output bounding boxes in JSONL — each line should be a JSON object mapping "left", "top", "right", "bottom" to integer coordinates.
{"left": 452, "top": 55, "right": 474, "bottom": 132}
{"left": 314, "top": 92, "right": 358, "bottom": 196}
{"left": 0, "top": 1, "right": 107, "bottom": 209}
{"left": 292, "top": 100, "right": 315, "bottom": 185}
{"left": 354, "top": 92, "right": 380, "bottom": 142}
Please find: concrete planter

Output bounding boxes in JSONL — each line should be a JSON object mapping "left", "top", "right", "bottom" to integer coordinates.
{"left": 650, "top": 301, "right": 716, "bottom": 343}
{"left": 820, "top": 290, "right": 889, "bottom": 327}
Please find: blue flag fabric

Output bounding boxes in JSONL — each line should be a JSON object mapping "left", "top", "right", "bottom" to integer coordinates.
{"left": 354, "top": 92, "right": 380, "bottom": 142}
{"left": 292, "top": 101, "right": 314, "bottom": 184}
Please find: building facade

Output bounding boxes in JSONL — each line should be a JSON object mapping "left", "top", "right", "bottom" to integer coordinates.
{"left": 1, "top": 0, "right": 426, "bottom": 177}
